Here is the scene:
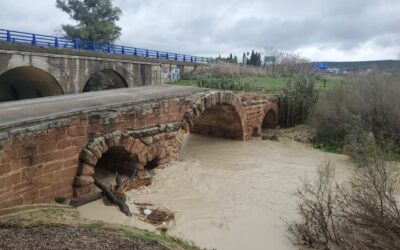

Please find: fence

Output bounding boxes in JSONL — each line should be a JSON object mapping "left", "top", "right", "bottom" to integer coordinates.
{"left": 0, "top": 28, "right": 210, "bottom": 64}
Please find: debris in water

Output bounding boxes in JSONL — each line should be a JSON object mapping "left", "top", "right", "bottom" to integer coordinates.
{"left": 134, "top": 203, "right": 176, "bottom": 231}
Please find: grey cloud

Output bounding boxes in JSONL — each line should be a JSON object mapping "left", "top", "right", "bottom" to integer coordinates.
{"left": 0, "top": 0, "right": 399, "bottom": 60}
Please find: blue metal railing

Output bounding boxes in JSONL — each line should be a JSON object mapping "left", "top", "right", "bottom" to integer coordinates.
{"left": 0, "top": 28, "right": 211, "bottom": 64}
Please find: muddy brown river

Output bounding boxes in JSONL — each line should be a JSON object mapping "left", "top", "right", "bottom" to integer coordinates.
{"left": 79, "top": 134, "right": 351, "bottom": 250}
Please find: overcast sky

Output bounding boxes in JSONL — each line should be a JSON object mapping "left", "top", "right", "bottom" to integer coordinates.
{"left": 1, "top": 0, "right": 400, "bottom": 61}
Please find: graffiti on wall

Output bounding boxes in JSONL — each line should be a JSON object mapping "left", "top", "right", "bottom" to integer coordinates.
{"left": 162, "top": 67, "right": 181, "bottom": 81}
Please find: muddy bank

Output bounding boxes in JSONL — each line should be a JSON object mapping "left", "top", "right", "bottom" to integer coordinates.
{"left": 79, "top": 134, "right": 352, "bottom": 250}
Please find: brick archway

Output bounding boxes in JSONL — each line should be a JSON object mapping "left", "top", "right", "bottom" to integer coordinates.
{"left": 72, "top": 129, "right": 185, "bottom": 201}
{"left": 181, "top": 91, "right": 247, "bottom": 140}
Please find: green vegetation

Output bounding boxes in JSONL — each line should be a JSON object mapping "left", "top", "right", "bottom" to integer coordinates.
{"left": 173, "top": 72, "right": 342, "bottom": 94}
{"left": 278, "top": 75, "right": 319, "bottom": 127}
{"left": 56, "top": 0, "right": 122, "bottom": 43}
{"left": 196, "top": 75, "right": 251, "bottom": 91}
{"left": 81, "top": 222, "right": 202, "bottom": 250}
{"left": 310, "top": 69, "right": 400, "bottom": 160}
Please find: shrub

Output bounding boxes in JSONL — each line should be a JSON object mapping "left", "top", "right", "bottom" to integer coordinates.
{"left": 279, "top": 75, "right": 319, "bottom": 127}
{"left": 287, "top": 161, "right": 341, "bottom": 248}
{"left": 196, "top": 74, "right": 251, "bottom": 92}
{"left": 311, "top": 69, "right": 400, "bottom": 156}
{"left": 289, "top": 149, "right": 400, "bottom": 250}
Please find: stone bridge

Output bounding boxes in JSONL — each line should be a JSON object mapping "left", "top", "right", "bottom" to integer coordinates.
{"left": 0, "top": 85, "right": 278, "bottom": 209}
{"left": 0, "top": 42, "right": 198, "bottom": 102}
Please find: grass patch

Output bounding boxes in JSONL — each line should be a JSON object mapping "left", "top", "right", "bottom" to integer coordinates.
{"left": 88, "top": 223, "right": 203, "bottom": 250}
{"left": 171, "top": 73, "right": 344, "bottom": 94}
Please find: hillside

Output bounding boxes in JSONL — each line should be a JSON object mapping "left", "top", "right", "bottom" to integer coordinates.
{"left": 315, "top": 60, "right": 400, "bottom": 71}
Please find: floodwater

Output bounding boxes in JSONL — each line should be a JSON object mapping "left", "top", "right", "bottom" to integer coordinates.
{"left": 79, "top": 134, "right": 351, "bottom": 250}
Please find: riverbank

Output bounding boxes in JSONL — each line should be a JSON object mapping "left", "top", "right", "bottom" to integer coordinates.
{"left": 0, "top": 205, "right": 202, "bottom": 250}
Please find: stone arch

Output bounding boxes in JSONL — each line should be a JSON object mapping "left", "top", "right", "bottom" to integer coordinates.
{"left": 181, "top": 91, "right": 247, "bottom": 140}
{"left": 0, "top": 66, "right": 64, "bottom": 102}
{"left": 72, "top": 131, "right": 172, "bottom": 201}
{"left": 262, "top": 109, "right": 278, "bottom": 129}
{"left": 82, "top": 69, "right": 128, "bottom": 92}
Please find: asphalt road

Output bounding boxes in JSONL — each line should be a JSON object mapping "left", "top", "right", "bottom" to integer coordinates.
{"left": 0, "top": 84, "right": 205, "bottom": 129}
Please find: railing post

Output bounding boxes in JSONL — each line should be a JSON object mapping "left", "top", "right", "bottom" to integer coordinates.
{"left": 55, "top": 37, "right": 59, "bottom": 48}
{"left": 74, "top": 39, "right": 78, "bottom": 49}
{"left": 6, "top": 30, "right": 11, "bottom": 42}
{"left": 175, "top": 54, "right": 178, "bottom": 61}
{"left": 183, "top": 55, "right": 186, "bottom": 62}
{"left": 166, "top": 53, "right": 169, "bottom": 60}
{"left": 122, "top": 46, "right": 125, "bottom": 54}
{"left": 32, "top": 34, "right": 37, "bottom": 45}
{"left": 107, "top": 44, "right": 111, "bottom": 53}
{"left": 145, "top": 49, "right": 149, "bottom": 57}
{"left": 92, "top": 42, "right": 96, "bottom": 51}
{"left": 156, "top": 51, "right": 159, "bottom": 59}
{"left": 134, "top": 48, "right": 137, "bottom": 56}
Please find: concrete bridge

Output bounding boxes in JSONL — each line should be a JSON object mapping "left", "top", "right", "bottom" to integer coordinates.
{"left": 0, "top": 85, "right": 278, "bottom": 209}
{"left": 0, "top": 42, "right": 198, "bottom": 102}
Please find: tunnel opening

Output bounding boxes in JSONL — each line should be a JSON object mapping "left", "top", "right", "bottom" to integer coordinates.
{"left": 191, "top": 104, "right": 244, "bottom": 139}
{"left": 94, "top": 146, "right": 137, "bottom": 181}
{"left": 262, "top": 110, "right": 277, "bottom": 129}
{"left": 0, "top": 66, "right": 63, "bottom": 102}
{"left": 83, "top": 69, "right": 127, "bottom": 92}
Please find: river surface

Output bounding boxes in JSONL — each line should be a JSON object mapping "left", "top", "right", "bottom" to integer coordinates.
{"left": 79, "top": 134, "right": 351, "bottom": 250}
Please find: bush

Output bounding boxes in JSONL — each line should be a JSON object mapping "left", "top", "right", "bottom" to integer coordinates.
{"left": 196, "top": 74, "right": 251, "bottom": 92}
{"left": 287, "top": 161, "right": 341, "bottom": 248}
{"left": 288, "top": 149, "right": 400, "bottom": 250}
{"left": 311, "top": 69, "right": 400, "bottom": 156}
{"left": 279, "top": 75, "right": 319, "bottom": 127}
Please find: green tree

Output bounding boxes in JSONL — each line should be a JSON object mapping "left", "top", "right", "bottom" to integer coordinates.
{"left": 56, "top": 0, "right": 122, "bottom": 43}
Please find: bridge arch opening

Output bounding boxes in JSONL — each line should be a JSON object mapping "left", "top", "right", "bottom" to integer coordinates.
{"left": 95, "top": 146, "right": 138, "bottom": 177}
{"left": 262, "top": 109, "right": 277, "bottom": 129}
{"left": 191, "top": 104, "right": 244, "bottom": 139}
{"left": 83, "top": 69, "right": 128, "bottom": 92}
{"left": 0, "top": 66, "right": 63, "bottom": 102}
{"left": 183, "top": 93, "right": 246, "bottom": 140}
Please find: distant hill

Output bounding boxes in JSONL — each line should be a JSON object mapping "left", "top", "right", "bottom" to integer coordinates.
{"left": 314, "top": 60, "right": 400, "bottom": 71}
